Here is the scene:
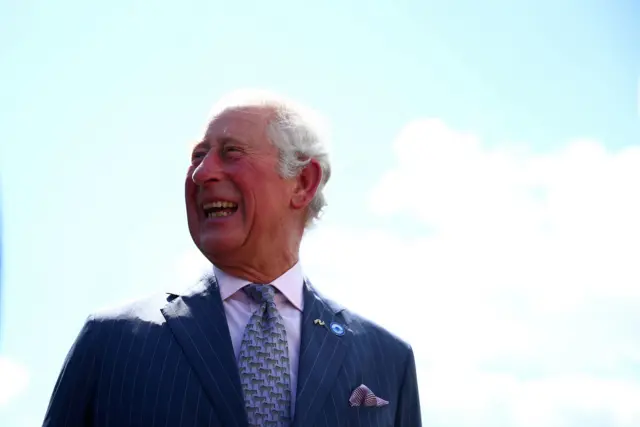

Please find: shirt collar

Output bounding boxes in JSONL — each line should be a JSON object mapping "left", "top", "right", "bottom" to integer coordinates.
{"left": 213, "top": 262, "right": 304, "bottom": 311}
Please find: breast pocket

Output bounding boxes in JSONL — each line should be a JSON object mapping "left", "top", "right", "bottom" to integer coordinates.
{"left": 347, "top": 405, "right": 394, "bottom": 427}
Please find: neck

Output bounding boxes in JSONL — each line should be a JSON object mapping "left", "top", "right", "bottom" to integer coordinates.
{"left": 206, "top": 220, "right": 306, "bottom": 283}
{"left": 209, "top": 237, "right": 301, "bottom": 284}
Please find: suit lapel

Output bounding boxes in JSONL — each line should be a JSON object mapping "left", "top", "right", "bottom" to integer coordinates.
{"left": 292, "top": 282, "right": 350, "bottom": 427}
{"left": 161, "top": 275, "right": 248, "bottom": 427}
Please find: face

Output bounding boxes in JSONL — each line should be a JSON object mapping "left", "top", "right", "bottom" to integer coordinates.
{"left": 185, "top": 107, "right": 305, "bottom": 266}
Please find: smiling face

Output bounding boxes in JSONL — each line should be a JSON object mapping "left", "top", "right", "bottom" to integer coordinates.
{"left": 185, "top": 106, "right": 314, "bottom": 278}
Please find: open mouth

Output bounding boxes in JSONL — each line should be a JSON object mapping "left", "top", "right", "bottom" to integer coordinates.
{"left": 202, "top": 201, "right": 239, "bottom": 218}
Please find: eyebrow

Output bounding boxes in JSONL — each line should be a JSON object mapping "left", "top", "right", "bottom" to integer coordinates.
{"left": 192, "top": 140, "right": 210, "bottom": 152}
{"left": 196, "top": 135, "right": 248, "bottom": 149}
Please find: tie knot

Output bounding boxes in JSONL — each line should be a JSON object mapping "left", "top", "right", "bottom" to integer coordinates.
{"left": 243, "top": 284, "right": 276, "bottom": 304}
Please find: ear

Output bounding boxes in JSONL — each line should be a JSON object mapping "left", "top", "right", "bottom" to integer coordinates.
{"left": 290, "top": 159, "right": 323, "bottom": 210}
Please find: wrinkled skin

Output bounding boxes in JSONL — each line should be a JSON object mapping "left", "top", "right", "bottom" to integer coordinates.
{"left": 185, "top": 106, "right": 322, "bottom": 282}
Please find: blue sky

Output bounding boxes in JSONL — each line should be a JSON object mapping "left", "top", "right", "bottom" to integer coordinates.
{"left": 1, "top": 1, "right": 639, "bottom": 426}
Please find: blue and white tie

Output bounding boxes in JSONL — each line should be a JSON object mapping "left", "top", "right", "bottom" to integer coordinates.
{"left": 238, "top": 284, "right": 292, "bottom": 426}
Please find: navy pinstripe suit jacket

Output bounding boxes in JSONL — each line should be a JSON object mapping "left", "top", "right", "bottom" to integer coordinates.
{"left": 43, "top": 275, "right": 421, "bottom": 427}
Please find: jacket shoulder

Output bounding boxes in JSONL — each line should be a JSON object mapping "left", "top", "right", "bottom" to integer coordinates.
{"left": 89, "top": 291, "right": 175, "bottom": 326}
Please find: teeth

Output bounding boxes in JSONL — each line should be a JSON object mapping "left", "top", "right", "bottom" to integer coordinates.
{"left": 203, "top": 201, "right": 238, "bottom": 210}
{"left": 207, "top": 211, "right": 233, "bottom": 218}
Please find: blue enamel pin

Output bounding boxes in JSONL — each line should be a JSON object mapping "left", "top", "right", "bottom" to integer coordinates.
{"left": 330, "top": 322, "right": 345, "bottom": 336}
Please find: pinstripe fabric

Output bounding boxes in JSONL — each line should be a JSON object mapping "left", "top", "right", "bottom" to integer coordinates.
{"left": 43, "top": 275, "right": 421, "bottom": 427}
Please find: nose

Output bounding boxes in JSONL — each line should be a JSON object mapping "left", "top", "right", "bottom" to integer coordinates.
{"left": 191, "top": 151, "right": 224, "bottom": 185}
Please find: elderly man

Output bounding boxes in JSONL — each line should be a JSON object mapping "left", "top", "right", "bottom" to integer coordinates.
{"left": 43, "top": 91, "right": 421, "bottom": 427}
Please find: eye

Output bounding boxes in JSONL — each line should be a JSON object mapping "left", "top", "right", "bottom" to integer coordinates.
{"left": 191, "top": 150, "right": 207, "bottom": 162}
{"left": 221, "top": 144, "right": 242, "bottom": 156}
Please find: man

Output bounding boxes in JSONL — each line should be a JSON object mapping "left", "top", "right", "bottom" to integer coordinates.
{"left": 43, "top": 90, "right": 422, "bottom": 427}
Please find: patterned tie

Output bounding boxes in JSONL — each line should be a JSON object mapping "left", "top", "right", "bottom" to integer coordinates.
{"left": 238, "top": 284, "right": 292, "bottom": 427}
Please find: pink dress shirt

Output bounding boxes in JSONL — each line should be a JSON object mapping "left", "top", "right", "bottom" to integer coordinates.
{"left": 213, "top": 262, "right": 304, "bottom": 417}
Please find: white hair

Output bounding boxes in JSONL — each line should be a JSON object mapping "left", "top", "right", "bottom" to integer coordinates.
{"left": 208, "top": 89, "right": 331, "bottom": 227}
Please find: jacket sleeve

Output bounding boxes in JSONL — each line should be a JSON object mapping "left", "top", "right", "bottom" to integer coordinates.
{"left": 395, "top": 346, "right": 422, "bottom": 427}
{"left": 42, "top": 316, "right": 99, "bottom": 427}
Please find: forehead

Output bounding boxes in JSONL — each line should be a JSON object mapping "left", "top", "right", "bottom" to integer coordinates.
{"left": 203, "top": 106, "right": 272, "bottom": 143}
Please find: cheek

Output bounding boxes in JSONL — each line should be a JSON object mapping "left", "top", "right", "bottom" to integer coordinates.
{"left": 184, "top": 176, "right": 195, "bottom": 196}
{"left": 255, "top": 186, "right": 290, "bottom": 215}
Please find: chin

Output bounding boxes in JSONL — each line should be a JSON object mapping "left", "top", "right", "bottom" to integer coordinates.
{"left": 196, "top": 231, "right": 243, "bottom": 260}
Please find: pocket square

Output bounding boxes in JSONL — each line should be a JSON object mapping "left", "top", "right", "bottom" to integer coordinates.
{"left": 349, "top": 384, "right": 389, "bottom": 407}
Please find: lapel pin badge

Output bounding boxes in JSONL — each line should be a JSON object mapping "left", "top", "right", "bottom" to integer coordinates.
{"left": 330, "top": 322, "right": 346, "bottom": 336}
{"left": 314, "top": 319, "right": 325, "bottom": 326}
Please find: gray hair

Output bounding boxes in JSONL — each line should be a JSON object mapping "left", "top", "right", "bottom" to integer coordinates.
{"left": 208, "top": 89, "right": 331, "bottom": 227}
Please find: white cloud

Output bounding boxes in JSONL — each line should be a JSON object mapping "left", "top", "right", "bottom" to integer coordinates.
{"left": 369, "top": 119, "right": 640, "bottom": 304}
{"left": 417, "top": 371, "right": 640, "bottom": 427}
{"left": 0, "top": 356, "right": 29, "bottom": 408}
